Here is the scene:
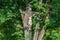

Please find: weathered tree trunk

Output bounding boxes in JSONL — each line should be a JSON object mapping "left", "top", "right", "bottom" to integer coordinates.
{"left": 33, "top": 12, "right": 40, "bottom": 40}
{"left": 38, "top": 10, "right": 50, "bottom": 40}
{"left": 20, "top": 4, "right": 32, "bottom": 40}
{"left": 33, "top": 22, "right": 39, "bottom": 40}
{"left": 38, "top": 0, "right": 52, "bottom": 40}
{"left": 33, "top": 0, "right": 43, "bottom": 40}
{"left": 27, "top": 5, "right": 32, "bottom": 40}
{"left": 38, "top": 26, "right": 46, "bottom": 40}
{"left": 38, "top": 14, "right": 49, "bottom": 40}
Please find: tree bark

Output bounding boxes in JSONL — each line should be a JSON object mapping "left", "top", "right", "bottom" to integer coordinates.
{"left": 33, "top": 12, "right": 40, "bottom": 40}
{"left": 38, "top": 0, "right": 52, "bottom": 40}
{"left": 33, "top": 22, "right": 39, "bottom": 40}
{"left": 33, "top": 0, "right": 43, "bottom": 40}
{"left": 20, "top": 4, "right": 32, "bottom": 40}
{"left": 38, "top": 26, "right": 46, "bottom": 40}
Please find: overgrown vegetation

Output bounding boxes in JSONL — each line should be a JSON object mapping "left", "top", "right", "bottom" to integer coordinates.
{"left": 0, "top": 0, "right": 60, "bottom": 40}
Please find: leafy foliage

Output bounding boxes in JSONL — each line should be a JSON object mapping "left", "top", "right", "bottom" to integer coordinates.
{"left": 0, "top": 0, "right": 60, "bottom": 40}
